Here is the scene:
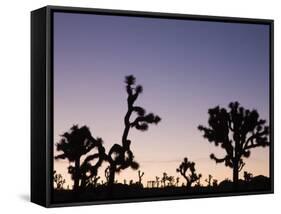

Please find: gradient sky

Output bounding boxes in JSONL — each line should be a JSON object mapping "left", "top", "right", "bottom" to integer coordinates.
{"left": 53, "top": 12, "right": 270, "bottom": 188}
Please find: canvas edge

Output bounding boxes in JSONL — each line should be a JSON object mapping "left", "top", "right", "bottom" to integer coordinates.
{"left": 46, "top": 5, "right": 273, "bottom": 24}
{"left": 31, "top": 6, "right": 48, "bottom": 207}
{"left": 31, "top": 5, "right": 274, "bottom": 208}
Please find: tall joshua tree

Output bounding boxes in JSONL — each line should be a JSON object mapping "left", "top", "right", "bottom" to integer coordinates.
{"left": 176, "top": 157, "right": 202, "bottom": 188}
{"left": 106, "top": 75, "right": 161, "bottom": 186}
{"left": 55, "top": 125, "right": 106, "bottom": 191}
{"left": 198, "top": 102, "right": 269, "bottom": 188}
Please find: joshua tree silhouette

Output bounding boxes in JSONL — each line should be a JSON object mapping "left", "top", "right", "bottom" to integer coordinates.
{"left": 55, "top": 125, "right": 106, "bottom": 191}
{"left": 213, "top": 179, "right": 218, "bottom": 187}
{"left": 162, "top": 172, "right": 169, "bottom": 187}
{"left": 167, "top": 176, "right": 175, "bottom": 186}
{"left": 198, "top": 102, "right": 270, "bottom": 188}
{"left": 138, "top": 170, "right": 144, "bottom": 186}
{"left": 106, "top": 75, "right": 161, "bottom": 186}
{"left": 244, "top": 171, "right": 253, "bottom": 182}
{"left": 85, "top": 175, "right": 100, "bottom": 188}
{"left": 53, "top": 170, "right": 66, "bottom": 190}
{"left": 176, "top": 177, "right": 180, "bottom": 187}
{"left": 205, "top": 174, "right": 213, "bottom": 187}
{"left": 176, "top": 157, "right": 202, "bottom": 188}
{"left": 155, "top": 176, "right": 160, "bottom": 188}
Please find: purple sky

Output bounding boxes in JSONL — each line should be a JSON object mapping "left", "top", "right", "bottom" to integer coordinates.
{"left": 53, "top": 12, "right": 270, "bottom": 187}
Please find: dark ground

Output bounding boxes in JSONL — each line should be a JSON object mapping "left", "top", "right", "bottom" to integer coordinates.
{"left": 52, "top": 175, "right": 271, "bottom": 204}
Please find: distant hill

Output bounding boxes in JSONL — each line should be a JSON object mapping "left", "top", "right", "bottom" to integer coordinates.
{"left": 218, "top": 175, "right": 270, "bottom": 192}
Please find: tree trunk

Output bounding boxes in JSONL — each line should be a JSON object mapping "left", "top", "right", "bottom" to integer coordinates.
{"left": 186, "top": 181, "right": 191, "bottom": 189}
{"left": 233, "top": 140, "right": 239, "bottom": 190}
{"left": 108, "top": 165, "right": 116, "bottom": 186}
{"left": 73, "top": 158, "right": 80, "bottom": 191}
{"left": 80, "top": 175, "right": 86, "bottom": 189}
{"left": 233, "top": 159, "right": 239, "bottom": 190}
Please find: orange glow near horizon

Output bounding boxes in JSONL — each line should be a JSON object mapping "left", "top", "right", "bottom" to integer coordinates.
{"left": 53, "top": 122, "right": 270, "bottom": 189}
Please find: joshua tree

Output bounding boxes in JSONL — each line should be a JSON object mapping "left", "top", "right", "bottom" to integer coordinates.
{"left": 244, "top": 171, "right": 253, "bottom": 182}
{"left": 198, "top": 102, "right": 269, "bottom": 187}
{"left": 53, "top": 171, "right": 66, "bottom": 190}
{"left": 162, "top": 172, "right": 169, "bottom": 187}
{"left": 205, "top": 174, "right": 213, "bottom": 187}
{"left": 155, "top": 176, "right": 160, "bottom": 188}
{"left": 138, "top": 170, "right": 144, "bottom": 186}
{"left": 55, "top": 125, "right": 106, "bottom": 191}
{"left": 213, "top": 179, "right": 218, "bottom": 187}
{"left": 106, "top": 75, "right": 161, "bottom": 186}
{"left": 85, "top": 175, "right": 100, "bottom": 188}
{"left": 176, "top": 157, "right": 202, "bottom": 188}
{"left": 167, "top": 176, "right": 175, "bottom": 186}
{"left": 175, "top": 177, "right": 180, "bottom": 187}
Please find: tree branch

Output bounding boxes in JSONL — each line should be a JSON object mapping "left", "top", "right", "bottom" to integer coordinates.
{"left": 244, "top": 129, "right": 269, "bottom": 150}
{"left": 210, "top": 153, "right": 227, "bottom": 163}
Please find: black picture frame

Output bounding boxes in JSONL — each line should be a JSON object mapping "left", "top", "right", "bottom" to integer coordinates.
{"left": 31, "top": 5, "right": 274, "bottom": 208}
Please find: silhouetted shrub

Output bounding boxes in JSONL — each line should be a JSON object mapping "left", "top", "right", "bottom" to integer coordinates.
{"left": 244, "top": 171, "right": 253, "bottom": 182}
{"left": 53, "top": 170, "right": 66, "bottom": 190}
